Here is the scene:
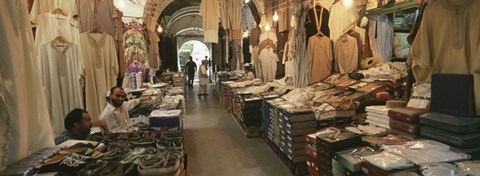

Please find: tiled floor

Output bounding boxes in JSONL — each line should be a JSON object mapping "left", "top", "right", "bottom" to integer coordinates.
{"left": 183, "top": 85, "right": 291, "bottom": 176}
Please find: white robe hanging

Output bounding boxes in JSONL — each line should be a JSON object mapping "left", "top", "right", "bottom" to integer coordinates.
{"left": 80, "top": 33, "right": 119, "bottom": 120}
{"left": 0, "top": 0, "right": 55, "bottom": 165}
{"left": 199, "top": 0, "right": 220, "bottom": 43}
{"left": 40, "top": 42, "right": 84, "bottom": 135}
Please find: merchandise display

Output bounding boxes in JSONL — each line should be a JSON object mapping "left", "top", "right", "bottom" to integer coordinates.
{"left": 3, "top": 0, "right": 480, "bottom": 175}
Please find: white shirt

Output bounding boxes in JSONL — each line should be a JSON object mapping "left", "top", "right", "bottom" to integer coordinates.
{"left": 100, "top": 99, "right": 140, "bottom": 133}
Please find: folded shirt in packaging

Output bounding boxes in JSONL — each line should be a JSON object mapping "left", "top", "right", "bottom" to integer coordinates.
{"left": 382, "top": 140, "right": 470, "bottom": 165}
{"left": 150, "top": 110, "right": 182, "bottom": 118}
{"left": 363, "top": 151, "right": 414, "bottom": 170}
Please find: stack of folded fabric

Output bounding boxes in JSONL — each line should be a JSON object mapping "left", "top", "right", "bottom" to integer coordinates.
{"left": 419, "top": 112, "right": 480, "bottom": 159}
{"left": 278, "top": 109, "right": 316, "bottom": 163}
{"left": 172, "top": 74, "right": 185, "bottom": 87}
{"left": 316, "top": 129, "right": 362, "bottom": 175}
{"left": 237, "top": 95, "right": 262, "bottom": 137}
{"left": 366, "top": 106, "right": 390, "bottom": 129}
{"left": 388, "top": 107, "right": 426, "bottom": 139}
{"left": 333, "top": 147, "right": 378, "bottom": 176}
{"left": 136, "top": 72, "right": 143, "bottom": 87}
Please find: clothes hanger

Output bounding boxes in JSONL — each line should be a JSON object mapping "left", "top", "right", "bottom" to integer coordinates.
{"left": 313, "top": 0, "right": 325, "bottom": 37}
{"left": 89, "top": 26, "right": 103, "bottom": 33}
{"left": 51, "top": 8, "right": 67, "bottom": 16}
{"left": 52, "top": 35, "right": 68, "bottom": 44}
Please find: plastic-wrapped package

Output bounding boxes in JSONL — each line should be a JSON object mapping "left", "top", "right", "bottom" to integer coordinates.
{"left": 421, "top": 163, "right": 467, "bottom": 176}
{"left": 382, "top": 140, "right": 471, "bottom": 165}
{"left": 363, "top": 151, "right": 414, "bottom": 170}
{"left": 406, "top": 82, "right": 431, "bottom": 110}
{"left": 456, "top": 160, "right": 480, "bottom": 176}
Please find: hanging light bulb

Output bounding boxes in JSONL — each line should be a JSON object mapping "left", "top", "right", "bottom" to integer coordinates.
{"left": 265, "top": 23, "right": 271, "bottom": 31}
{"left": 273, "top": 12, "right": 279, "bottom": 22}
{"left": 244, "top": 0, "right": 250, "bottom": 3}
{"left": 343, "top": 0, "right": 353, "bottom": 9}
{"left": 118, "top": 0, "right": 125, "bottom": 8}
{"left": 157, "top": 26, "right": 163, "bottom": 33}
{"left": 243, "top": 30, "right": 249, "bottom": 38}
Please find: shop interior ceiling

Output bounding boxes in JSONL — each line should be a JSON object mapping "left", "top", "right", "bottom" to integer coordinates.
{"left": 116, "top": 0, "right": 258, "bottom": 37}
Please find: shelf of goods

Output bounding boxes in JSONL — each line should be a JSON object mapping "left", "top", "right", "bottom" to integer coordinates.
{"left": 231, "top": 93, "right": 263, "bottom": 137}
{"left": 261, "top": 98, "right": 318, "bottom": 176}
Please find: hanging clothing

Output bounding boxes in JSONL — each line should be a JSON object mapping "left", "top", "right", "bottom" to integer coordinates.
{"left": 125, "top": 36, "right": 147, "bottom": 50}
{"left": 124, "top": 21, "right": 145, "bottom": 34}
{"left": 258, "top": 48, "right": 278, "bottom": 83}
{"left": 411, "top": 0, "right": 480, "bottom": 116}
{"left": 80, "top": 33, "right": 119, "bottom": 120}
{"left": 305, "top": 5, "right": 330, "bottom": 46}
{"left": 308, "top": 36, "right": 333, "bottom": 84}
{"left": 294, "top": 8, "right": 310, "bottom": 87}
{"left": 40, "top": 42, "right": 83, "bottom": 135}
{"left": 242, "top": 5, "right": 256, "bottom": 32}
{"left": 0, "top": 0, "right": 55, "bottom": 165}
{"left": 277, "top": 0, "right": 291, "bottom": 32}
{"left": 350, "top": 30, "right": 363, "bottom": 64}
{"left": 116, "top": 10, "right": 126, "bottom": 75}
{"left": 328, "top": 2, "right": 357, "bottom": 42}
{"left": 74, "top": 0, "right": 118, "bottom": 38}
{"left": 368, "top": 15, "right": 393, "bottom": 61}
{"left": 29, "top": 0, "right": 75, "bottom": 24}
{"left": 0, "top": 95, "right": 10, "bottom": 170}
{"left": 228, "top": 0, "right": 244, "bottom": 40}
{"left": 259, "top": 30, "right": 278, "bottom": 44}
{"left": 283, "top": 31, "right": 295, "bottom": 78}
{"left": 335, "top": 34, "right": 359, "bottom": 73}
{"left": 147, "top": 30, "right": 161, "bottom": 70}
{"left": 317, "top": 0, "right": 335, "bottom": 11}
{"left": 34, "top": 13, "right": 81, "bottom": 71}
{"left": 219, "top": 0, "right": 229, "bottom": 29}
{"left": 125, "top": 46, "right": 149, "bottom": 68}
{"left": 127, "top": 62, "right": 147, "bottom": 80}
{"left": 251, "top": 46, "right": 262, "bottom": 79}
{"left": 253, "top": 0, "right": 266, "bottom": 15}
{"left": 250, "top": 26, "right": 261, "bottom": 47}
{"left": 200, "top": 0, "right": 220, "bottom": 43}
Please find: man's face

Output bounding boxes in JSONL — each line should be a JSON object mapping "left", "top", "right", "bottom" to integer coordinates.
{"left": 78, "top": 113, "right": 92, "bottom": 135}
{"left": 110, "top": 88, "right": 126, "bottom": 107}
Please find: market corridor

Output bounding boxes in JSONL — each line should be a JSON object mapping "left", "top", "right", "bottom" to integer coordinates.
{"left": 182, "top": 86, "right": 291, "bottom": 176}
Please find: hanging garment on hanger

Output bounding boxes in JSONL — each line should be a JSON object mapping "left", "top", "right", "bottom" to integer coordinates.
{"left": 335, "top": 34, "right": 358, "bottom": 73}
{"left": 242, "top": 5, "right": 255, "bottom": 32}
{"left": 294, "top": 9, "right": 310, "bottom": 87}
{"left": 147, "top": 30, "right": 161, "bottom": 70}
{"left": 259, "top": 30, "right": 278, "bottom": 44}
{"left": 200, "top": 0, "right": 220, "bottom": 43}
{"left": 368, "top": 15, "right": 393, "bottom": 61}
{"left": 328, "top": 1, "right": 357, "bottom": 42}
{"left": 228, "top": 0, "right": 244, "bottom": 41}
{"left": 250, "top": 26, "right": 261, "bottom": 47}
{"left": 308, "top": 35, "right": 333, "bottom": 84}
{"left": 127, "top": 61, "right": 147, "bottom": 80}
{"left": 411, "top": 0, "right": 480, "bottom": 116}
{"left": 258, "top": 48, "right": 278, "bottom": 83}
{"left": 305, "top": 5, "right": 330, "bottom": 46}
{"left": 219, "top": 0, "right": 229, "bottom": 29}
{"left": 29, "top": 0, "right": 75, "bottom": 24}
{"left": 80, "top": 33, "right": 119, "bottom": 120}
{"left": 125, "top": 45, "right": 149, "bottom": 68}
{"left": 40, "top": 41, "right": 83, "bottom": 135}
{"left": 0, "top": 0, "right": 55, "bottom": 165}
{"left": 74, "top": 0, "right": 118, "bottom": 38}
{"left": 34, "top": 12, "right": 80, "bottom": 72}
{"left": 0, "top": 95, "right": 10, "bottom": 170}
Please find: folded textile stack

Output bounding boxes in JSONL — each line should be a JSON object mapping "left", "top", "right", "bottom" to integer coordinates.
{"left": 278, "top": 109, "right": 316, "bottom": 163}
{"left": 332, "top": 147, "right": 378, "bottom": 176}
{"left": 316, "top": 129, "right": 362, "bottom": 175}
{"left": 419, "top": 112, "right": 480, "bottom": 159}
{"left": 149, "top": 109, "right": 182, "bottom": 129}
{"left": 366, "top": 106, "right": 390, "bottom": 129}
{"left": 172, "top": 74, "right": 185, "bottom": 87}
{"left": 234, "top": 94, "right": 262, "bottom": 137}
{"left": 388, "top": 107, "right": 426, "bottom": 139}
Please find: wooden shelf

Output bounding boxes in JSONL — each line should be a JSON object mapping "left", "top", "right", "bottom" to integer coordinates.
{"left": 366, "top": 0, "right": 420, "bottom": 17}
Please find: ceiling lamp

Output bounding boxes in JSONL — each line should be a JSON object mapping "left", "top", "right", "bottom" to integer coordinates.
{"left": 244, "top": 0, "right": 250, "bottom": 3}
{"left": 273, "top": 12, "right": 279, "bottom": 22}
{"left": 265, "top": 23, "right": 271, "bottom": 31}
{"left": 118, "top": 0, "right": 125, "bottom": 8}
{"left": 157, "top": 26, "right": 163, "bottom": 33}
{"left": 343, "top": 0, "right": 353, "bottom": 9}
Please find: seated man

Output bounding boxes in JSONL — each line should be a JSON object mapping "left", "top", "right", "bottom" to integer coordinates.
{"left": 100, "top": 87, "right": 151, "bottom": 133}
{"left": 236, "top": 66, "right": 256, "bottom": 82}
{"left": 55, "top": 109, "right": 110, "bottom": 145}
